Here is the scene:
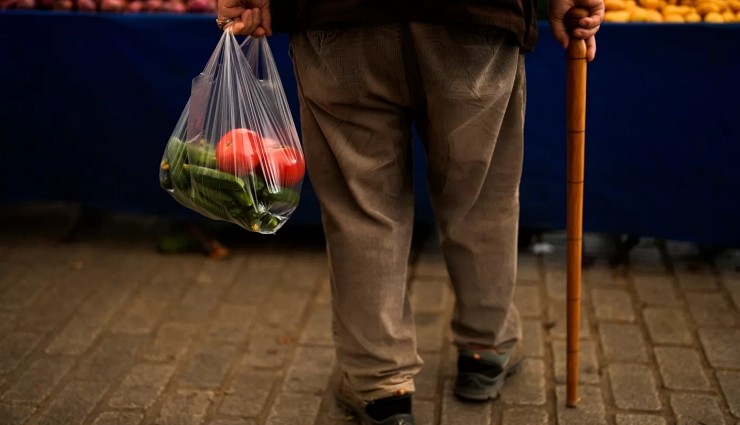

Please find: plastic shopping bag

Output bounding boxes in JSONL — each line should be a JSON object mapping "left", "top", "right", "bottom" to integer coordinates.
{"left": 159, "top": 32, "right": 305, "bottom": 234}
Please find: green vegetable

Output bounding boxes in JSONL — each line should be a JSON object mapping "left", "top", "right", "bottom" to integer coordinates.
{"left": 248, "top": 173, "right": 266, "bottom": 192}
{"left": 246, "top": 212, "right": 282, "bottom": 233}
{"left": 231, "top": 189, "right": 254, "bottom": 209}
{"left": 188, "top": 186, "right": 229, "bottom": 219}
{"left": 190, "top": 182, "right": 265, "bottom": 222}
{"left": 159, "top": 161, "right": 173, "bottom": 190}
{"left": 191, "top": 183, "right": 240, "bottom": 209}
{"left": 265, "top": 188, "right": 300, "bottom": 206}
{"left": 165, "top": 137, "right": 187, "bottom": 167}
{"left": 171, "top": 186, "right": 197, "bottom": 210}
{"left": 162, "top": 139, "right": 291, "bottom": 234}
{"left": 157, "top": 232, "right": 202, "bottom": 253}
{"left": 172, "top": 167, "right": 191, "bottom": 191}
{"left": 187, "top": 164, "right": 246, "bottom": 191}
{"left": 166, "top": 137, "right": 190, "bottom": 190}
{"left": 261, "top": 214, "right": 281, "bottom": 231}
{"left": 186, "top": 143, "right": 218, "bottom": 169}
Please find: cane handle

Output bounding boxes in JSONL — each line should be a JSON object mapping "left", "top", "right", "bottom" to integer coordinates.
{"left": 565, "top": 7, "right": 591, "bottom": 33}
{"left": 565, "top": 7, "right": 590, "bottom": 59}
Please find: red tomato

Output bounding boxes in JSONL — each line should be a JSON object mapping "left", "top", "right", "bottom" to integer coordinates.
{"left": 215, "top": 128, "right": 262, "bottom": 175}
{"left": 263, "top": 147, "right": 305, "bottom": 187}
{"left": 261, "top": 137, "right": 282, "bottom": 150}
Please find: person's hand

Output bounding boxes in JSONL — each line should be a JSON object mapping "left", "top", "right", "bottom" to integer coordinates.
{"left": 217, "top": 0, "right": 272, "bottom": 37}
{"left": 549, "top": 0, "right": 605, "bottom": 61}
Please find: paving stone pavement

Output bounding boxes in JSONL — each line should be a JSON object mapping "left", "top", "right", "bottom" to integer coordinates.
{"left": 0, "top": 204, "right": 739, "bottom": 425}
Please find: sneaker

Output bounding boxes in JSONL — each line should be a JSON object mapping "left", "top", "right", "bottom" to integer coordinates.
{"left": 338, "top": 392, "right": 415, "bottom": 425}
{"left": 453, "top": 344, "right": 522, "bottom": 401}
{"left": 332, "top": 371, "right": 415, "bottom": 425}
{"left": 344, "top": 394, "right": 414, "bottom": 425}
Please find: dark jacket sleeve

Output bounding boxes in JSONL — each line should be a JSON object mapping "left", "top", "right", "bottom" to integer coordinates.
{"left": 270, "top": 0, "right": 300, "bottom": 33}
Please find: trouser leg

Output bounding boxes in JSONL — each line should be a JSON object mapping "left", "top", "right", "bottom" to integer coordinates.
{"left": 291, "top": 25, "right": 422, "bottom": 401}
{"left": 409, "top": 24, "right": 526, "bottom": 350}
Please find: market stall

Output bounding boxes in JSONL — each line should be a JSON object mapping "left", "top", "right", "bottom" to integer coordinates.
{"left": 0, "top": 11, "right": 738, "bottom": 244}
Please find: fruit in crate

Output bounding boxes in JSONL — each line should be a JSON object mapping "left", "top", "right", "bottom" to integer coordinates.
{"left": 604, "top": 0, "right": 739, "bottom": 21}
{"left": 0, "top": 0, "right": 215, "bottom": 12}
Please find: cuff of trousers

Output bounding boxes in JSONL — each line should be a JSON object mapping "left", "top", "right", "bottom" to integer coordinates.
{"left": 454, "top": 336, "right": 521, "bottom": 354}
{"left": 332, "top": 366, "right": 416, "bottom": 407}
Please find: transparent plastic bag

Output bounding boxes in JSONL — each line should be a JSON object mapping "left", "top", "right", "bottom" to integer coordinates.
{"left": 159, "top": 32, "right": 305, "bottom": 234}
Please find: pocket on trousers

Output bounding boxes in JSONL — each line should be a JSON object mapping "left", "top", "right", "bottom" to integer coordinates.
{"left": 303, "top": 28, "right": 365, "bottom": 89}
{"left": 305, "top": 29, "right": 343, "bottom": 56}
{"left": 413, "top": 23, "right": 520, "bottom": 98}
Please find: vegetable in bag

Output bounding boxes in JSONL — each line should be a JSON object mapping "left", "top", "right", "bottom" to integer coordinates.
{"left": 159, "top": 31, "right": 305, "bottom": 234}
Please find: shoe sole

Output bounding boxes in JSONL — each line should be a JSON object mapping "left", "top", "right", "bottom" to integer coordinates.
{"left": 453, "top": 362, "right": 521, "bottom": 402}
{"left": 335, "top": 398, "right": 415, "bottom": 425}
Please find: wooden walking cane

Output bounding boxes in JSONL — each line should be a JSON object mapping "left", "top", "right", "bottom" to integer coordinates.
{"left": 565, "top": 7, "right": 589, "bottom": 408}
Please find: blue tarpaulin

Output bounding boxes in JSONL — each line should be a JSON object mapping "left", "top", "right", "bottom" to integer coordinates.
{"left": 1, "top": 12, "right": 739, "bottom": 244}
